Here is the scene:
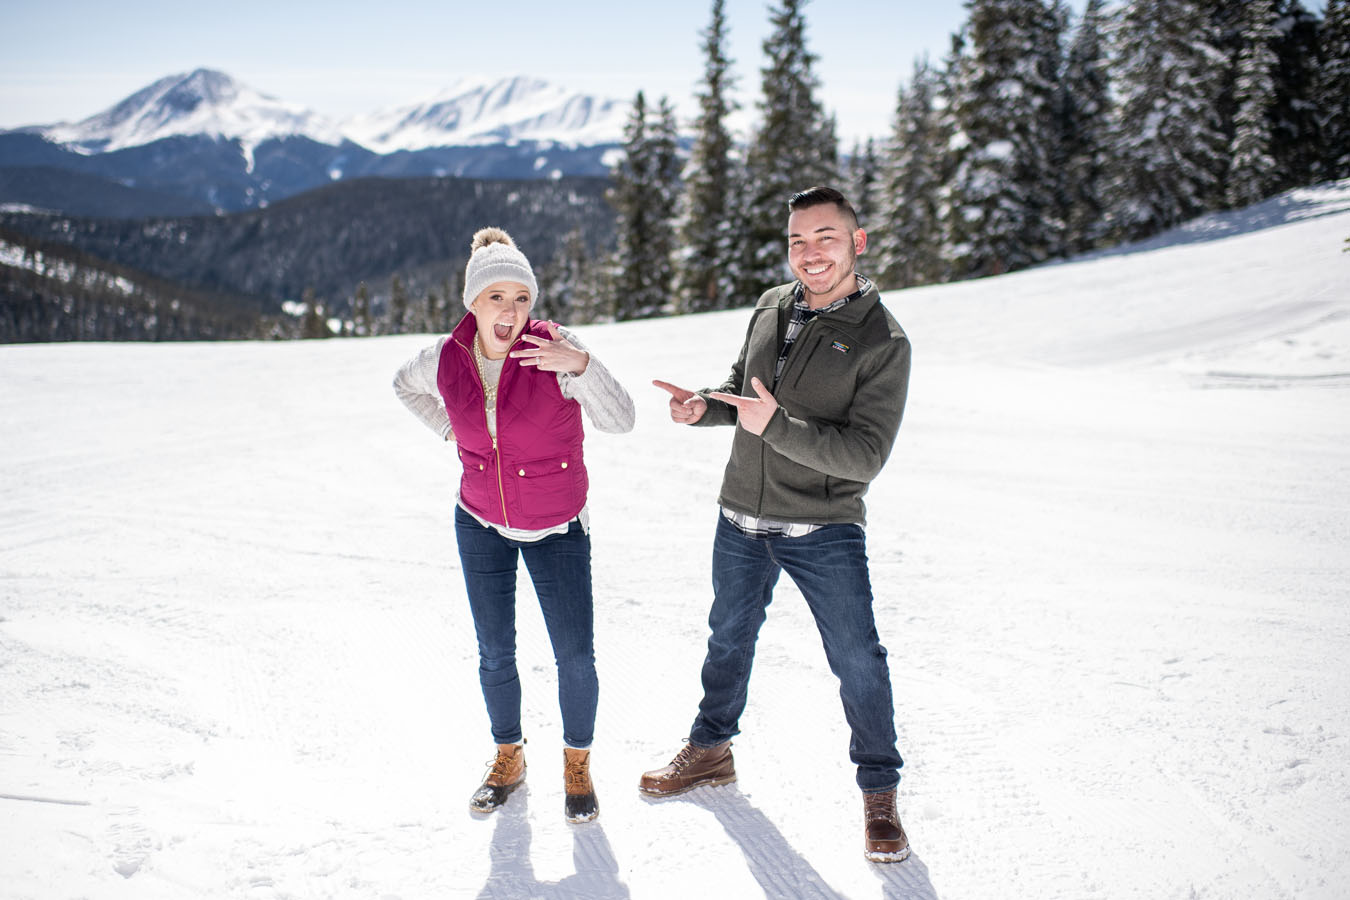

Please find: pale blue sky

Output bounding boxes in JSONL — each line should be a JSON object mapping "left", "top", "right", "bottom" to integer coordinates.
{"left": 3, "top": 0, "right": 1264, "bottom": 146}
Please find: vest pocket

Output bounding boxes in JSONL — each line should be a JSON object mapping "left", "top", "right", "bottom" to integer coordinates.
{"left": 505, "top": 453, "right": 583, "bottom": 521}
{"left": 457, "top": 447, "right": 496, "bottom": 519}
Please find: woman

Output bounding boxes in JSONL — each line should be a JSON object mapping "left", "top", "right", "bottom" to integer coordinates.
{"left": 393, "top": 227, "right": 634, "bottom": 824}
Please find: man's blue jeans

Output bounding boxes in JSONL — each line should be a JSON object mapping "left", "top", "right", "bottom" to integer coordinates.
{"left": 689, "top": 514, "right": 903, "bottom": 791}
{"left": 454, "top": 505, "right": 597, "bottom": 748}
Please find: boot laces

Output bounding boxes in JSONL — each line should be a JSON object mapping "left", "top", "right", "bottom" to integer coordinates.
{"left": 565, "top": 754, "right": 591, "bottom": 791}
{"left": 669, "top": 742, "right": 705, "bottom": 772}
{"left": 864, "top": 790, "right": 897, "bottom": 823}
{"left": 486, "top": 748, "right": 519, "bottom": 783}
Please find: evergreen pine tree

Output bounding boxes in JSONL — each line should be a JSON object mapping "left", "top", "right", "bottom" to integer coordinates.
{"left": 739, "top": 0, "right": 839, "bottom": 299}
{"left": 538, "top": 228, "right": 593, "bottom": 323}
{"left": 608, "top": 92, "right": 679, "bottom": 321}
{"left": 1318, "top": 0, "right": 1350, "bottom": 178}
{"left": 301, "top": 287, "right": 327, "bottom": 339}
{"left": 676, "top": 0, "right": 742, "bottom": 314}
{"left": 1267, "top": 1, "right": 1323, "bottom": 191}
{"left": 387, "top": 275, "right": 409, "bottom": 335}
{"left": 1105, "top": 0, "right": 1229, "bottom": 241}
{"left": 1060, "top": 0, "right": 1112, "bottom": 253}
{"left": 944, "top": 0, "right": 1065, "bottom": 278}
{"left": 650, "top": 96, "right": 682, "bottom": 312}
{"left": 876, "top": 58, "right": 945, "bottom": 289}
{"left": 1226, "top": 0, "right": 1280, "bottom": 208}
{"left": 352, "top": 281, "right": 371, "bottom": 337}
{"left": 846, "top": 138, "right": 882, "bottom": 229}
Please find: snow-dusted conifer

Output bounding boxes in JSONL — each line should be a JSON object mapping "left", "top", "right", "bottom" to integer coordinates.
{"left": 1318, "top": 0, "right": 1350, "bottom": 179}
{"left": 1105, "top": 0, "right": 1229, "bottom": 241}
{"left": 1060, "top": 0, "right": 1111, "bottom": 253}
{"left": 875, "top": 58, "right": 945, "bottom": 289}
{"left": 608, "top": 92, "right": 679, "bottom": 321}
{"left": 351, "top": 281, "right": 371, "bottom": 337}
{"left": 845, "top": 139, "right": 883, "bottom": 232}
{"left": 1227, "top": 0, "right": 1280, "bottom": 208}
{"left": 677, "top": 0, "right": 741, "bottom": 314}
{"left": 739, "top": 0, "right": 839, "bottom": 299}
{"left": 1267, "top": 1, "right": 1323, "bottom": 191}
{"left": 944, "top": 0, "right": 1065, "bottom": 278}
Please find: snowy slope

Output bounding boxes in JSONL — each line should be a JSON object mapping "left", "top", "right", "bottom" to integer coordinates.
{"left": 1, "top": 182, "right": 1348, "bottom": 900}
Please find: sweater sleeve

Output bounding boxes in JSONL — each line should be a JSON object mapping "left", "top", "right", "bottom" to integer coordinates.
{"left": 393, "top": 336, "right": 455, "bottom": 440}
{"left": 760, "top": 334, "right": 911, "bottom": 483}
{"left": 554, "top": 326, "right": 636, "bottom": 434}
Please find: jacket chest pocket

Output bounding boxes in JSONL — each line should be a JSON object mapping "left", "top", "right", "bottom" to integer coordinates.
{"left": 781, "top": 333, "right": 858, "bottom": 421}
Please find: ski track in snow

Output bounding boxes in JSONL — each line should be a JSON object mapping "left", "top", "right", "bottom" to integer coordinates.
{"left": 1, "top": 182, "right": 1349, "bottom": 898}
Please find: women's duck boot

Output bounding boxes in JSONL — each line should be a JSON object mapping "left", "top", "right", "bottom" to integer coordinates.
{"left": 469, "top": 743, "right": 526, "bottom": 813}
{"left": 563, "top": 747, "right": 599, "bottom": 823}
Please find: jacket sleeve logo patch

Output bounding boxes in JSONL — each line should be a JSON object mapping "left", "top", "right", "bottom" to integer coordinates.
{"left": 831, "top": 341, "right": 850, "bottom": 353}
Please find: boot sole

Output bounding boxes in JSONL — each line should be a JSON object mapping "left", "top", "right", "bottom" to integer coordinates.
{"left": 864, "top": 846, "right": 911, "bottom": 864}
{"left": 638, "top": 772, "right": 737, "bottom": 798}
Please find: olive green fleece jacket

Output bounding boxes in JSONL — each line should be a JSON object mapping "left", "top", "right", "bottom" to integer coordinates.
{"left": 694, "top": 279, "right": 911, "bottom": 526}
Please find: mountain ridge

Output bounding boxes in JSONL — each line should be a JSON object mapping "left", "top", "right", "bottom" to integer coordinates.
{"left": 14, "top": 68, "right": 632, "bottom": 157}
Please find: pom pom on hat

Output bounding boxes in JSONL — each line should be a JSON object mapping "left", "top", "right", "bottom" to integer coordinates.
{"left": 462, "top": 227, "right": 538, "bottom": 309}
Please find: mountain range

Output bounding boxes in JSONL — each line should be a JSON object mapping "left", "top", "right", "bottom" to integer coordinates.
{"left": 0, "top": 69, "right": 635, "bottom": 215}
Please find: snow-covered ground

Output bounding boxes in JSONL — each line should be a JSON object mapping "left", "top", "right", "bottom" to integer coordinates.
{"left": 2, "top": 181, "right": 1348, "bottom": 899}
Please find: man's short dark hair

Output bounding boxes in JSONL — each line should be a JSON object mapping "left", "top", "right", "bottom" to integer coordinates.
{"left": 787, "top": 186, "right": 859, "bottom": 231}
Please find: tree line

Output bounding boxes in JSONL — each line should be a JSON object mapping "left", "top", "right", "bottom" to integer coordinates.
{"left": 6, "top": 0, "right": 1347, "bottom": 341}
{"left": 595, "top": 0, "right": 1350, "bottom": 323}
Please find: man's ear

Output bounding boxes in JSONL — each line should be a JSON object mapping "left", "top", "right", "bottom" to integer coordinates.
{"left": 853, "top": 228, "right": 868, "bottom": 256}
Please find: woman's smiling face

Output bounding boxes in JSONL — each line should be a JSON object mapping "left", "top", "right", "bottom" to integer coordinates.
{"left": 471, "top": 281, "right": 532, "bottom": 359}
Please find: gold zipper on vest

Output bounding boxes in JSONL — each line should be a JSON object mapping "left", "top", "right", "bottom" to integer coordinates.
{"left": 457, "top": 337, "right": 511, "bottom": 528}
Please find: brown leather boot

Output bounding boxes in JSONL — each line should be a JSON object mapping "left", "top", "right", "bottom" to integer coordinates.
{"left": 469, "top": 743, "right": 526, "bottom": 813}
{"left": 863, "top": 789, "right": 911, "bottom": 862}
{"left": 563, "top": 747, "right": 599, "bottom": 823}
{"left": 638, "top": 740, "right": 736, "bottom": 797}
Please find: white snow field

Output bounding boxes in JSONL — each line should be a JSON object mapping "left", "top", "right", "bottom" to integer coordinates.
{"left": 2, "top": 180, "right": 1348, "bottom": 900}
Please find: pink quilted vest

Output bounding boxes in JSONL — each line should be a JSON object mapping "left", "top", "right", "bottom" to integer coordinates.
{"left": 437, "top": 313, "right": 588, "bottom": 530}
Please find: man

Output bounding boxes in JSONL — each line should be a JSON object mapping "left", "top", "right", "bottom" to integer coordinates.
{"left": 642, "top": 186, "right": 913, "bottom": 863}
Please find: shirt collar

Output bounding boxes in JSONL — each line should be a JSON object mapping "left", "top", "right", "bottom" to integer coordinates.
{"left": 792, "top": 274, "right": 871, "bottom": 316}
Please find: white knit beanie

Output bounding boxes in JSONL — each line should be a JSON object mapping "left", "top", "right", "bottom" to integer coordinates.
{"left": 461, "top": 227, "right": 538, "bottom": 310}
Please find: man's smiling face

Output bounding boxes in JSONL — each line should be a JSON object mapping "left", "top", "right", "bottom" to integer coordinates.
{"left": 787, "top": 202, "right": 866, "bottom": 309}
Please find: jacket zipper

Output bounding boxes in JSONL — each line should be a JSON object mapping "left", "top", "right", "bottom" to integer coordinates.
{"left": 455, "top": 337, "right": 512, "bottom": 528}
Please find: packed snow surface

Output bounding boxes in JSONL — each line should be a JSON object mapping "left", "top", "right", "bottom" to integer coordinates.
{"left": 2, "top": 181, "right": 1348, "bottom": 899}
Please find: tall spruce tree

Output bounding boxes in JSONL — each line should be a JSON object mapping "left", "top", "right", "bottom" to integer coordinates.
{"left": 944, "top": 0, "right": 1065, "bottom": 278}
{"left": 1226, "top": 0, "right": 1280, "bottom": 207}
{"left": 677, "top": 0, "right": 742, "bottom": 313}
{"left": 846, "top": 138, "right": 883, "bottom": 228}
{"left": 301, "top": 287, "right": 328, "bottom": 339}
{"left": 1060, "top": 0, "right": 1111, "bottom": 253}
{"left": 876, "top": 59, "right": 945, "bottom": 289}
{"left": 739, "top": 0, "right": 839, "bottom": 299}
{"left": 1268, "top": 1, "right": 1324, "bottom": 191}
{"left": 1319, "top": 0, "right": 1350, "bottom": 178}
{"left": 650, "top": 96, "right": 682, "bottom": 311}
{"left": 608, "top": 91, "right": 679, "bottom": 321}
{"left": 352, "top": 281, "right": 371, "bottom": 337}
{"left": 1105, "top": 0, "right": 1229, "bottom": 241}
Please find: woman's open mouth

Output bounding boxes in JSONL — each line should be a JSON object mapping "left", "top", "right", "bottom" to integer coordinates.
{"left": 493, "top": 322, "right": 514, "bottom": 342}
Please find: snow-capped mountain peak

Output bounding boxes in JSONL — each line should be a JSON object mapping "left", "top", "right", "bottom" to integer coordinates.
{"left": 41, "top": 68, "right": 343, "bottom": 157}
{"left": 29, "top": 70, "right": 630, "bottom": 159}
{"left": 337, "top": 74, "right": 630, "bottom": 151}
